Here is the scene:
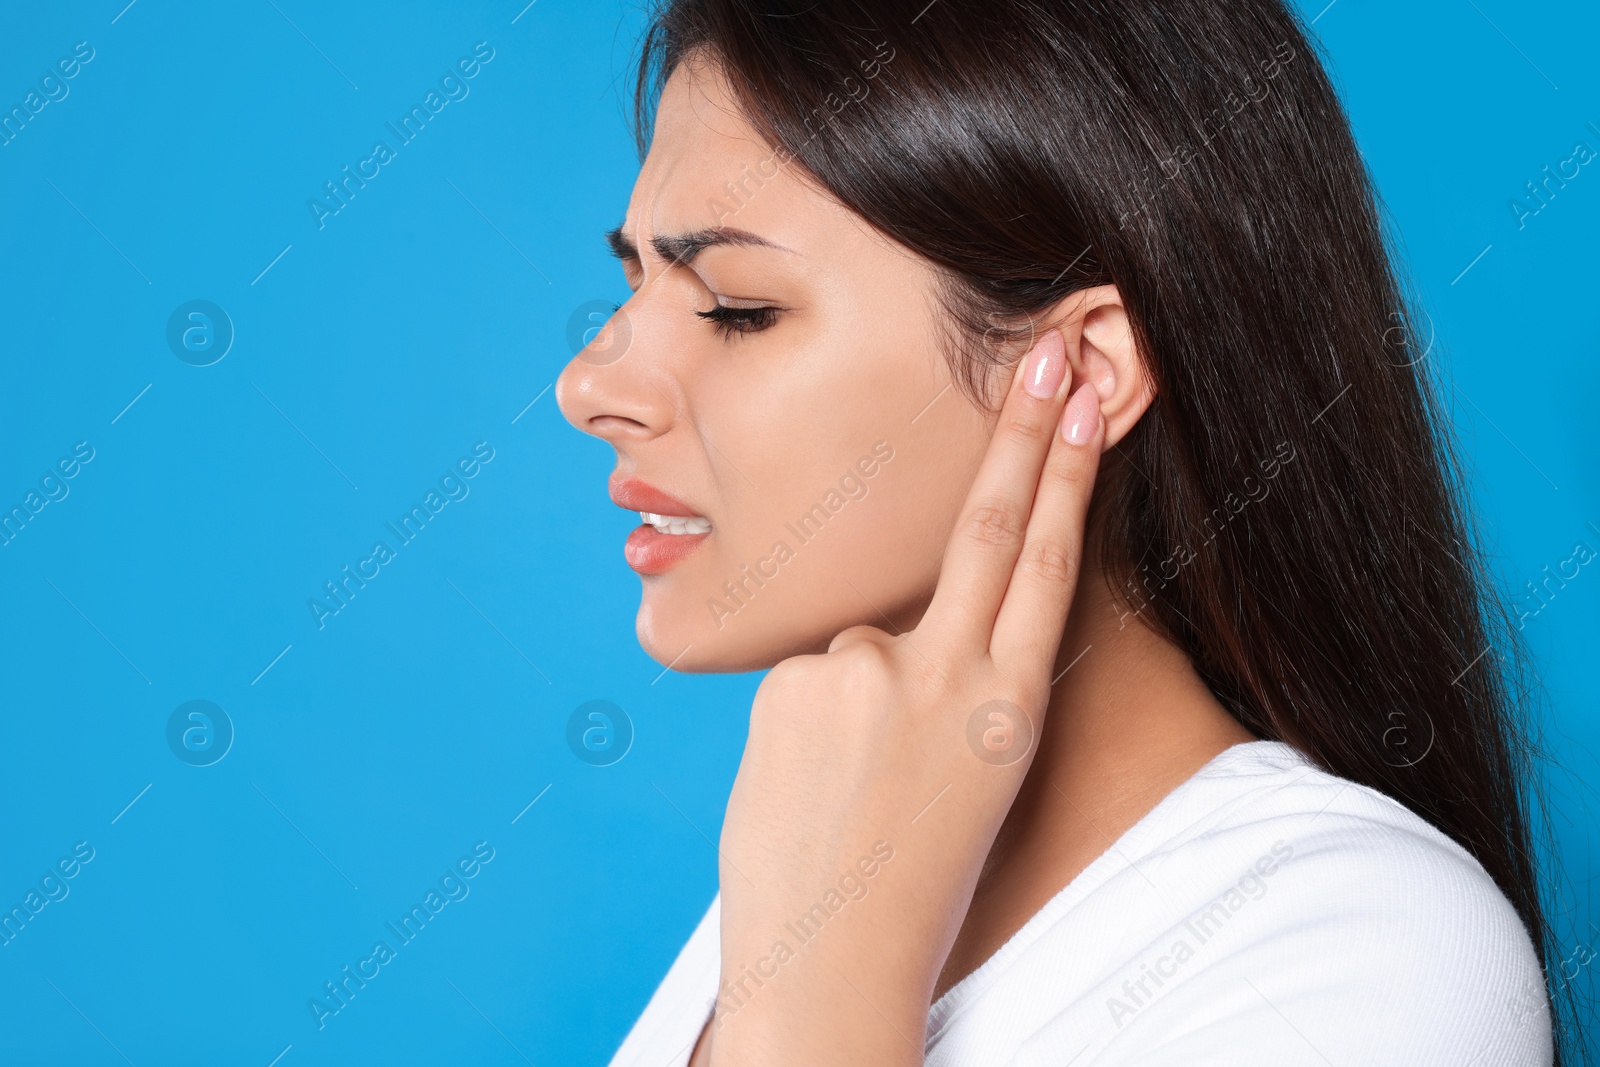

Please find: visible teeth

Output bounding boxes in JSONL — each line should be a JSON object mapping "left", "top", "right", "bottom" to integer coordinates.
{"left": 639, "top": 511, "right": 711, "bottom": 535}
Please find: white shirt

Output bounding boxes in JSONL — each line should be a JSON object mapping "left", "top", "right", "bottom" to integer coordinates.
{"left": 607, "top": 740, "right": 1553, "bottom": 1066}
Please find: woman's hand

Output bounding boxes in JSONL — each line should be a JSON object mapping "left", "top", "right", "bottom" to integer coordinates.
{"left": 709, "top": 328, "right": 1106, "bottom": 1066}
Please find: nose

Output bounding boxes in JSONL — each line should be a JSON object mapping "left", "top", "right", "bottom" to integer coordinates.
{"left": 555, "top": 303, "right": 675, "bottom": 444}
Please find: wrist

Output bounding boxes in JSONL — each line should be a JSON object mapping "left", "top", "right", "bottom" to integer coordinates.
{"left": 708, "top": 961, "right": 927, "bottom": 1067}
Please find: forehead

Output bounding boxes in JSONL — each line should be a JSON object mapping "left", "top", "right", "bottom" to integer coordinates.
{"left": 622, "top": 60, "right": 840, "bottom": 250}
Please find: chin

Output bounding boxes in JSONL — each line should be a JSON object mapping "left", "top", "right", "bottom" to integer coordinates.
{"left": 633, "top": 583, "right": 828, "bottom": 674}
{"left": 631, "top": 556, "right": 938, "bottom": 675}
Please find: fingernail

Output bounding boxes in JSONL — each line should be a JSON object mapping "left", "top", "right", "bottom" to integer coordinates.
{"left": 1021, "top": 331, "right": 1066, "bottom": 400}
{"left": 1061, "top": 382, "right": 1101, "bottom": 445}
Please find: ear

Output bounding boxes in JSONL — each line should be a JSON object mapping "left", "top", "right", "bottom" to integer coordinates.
{"left": 1050, "top": 285, "right": 1153, "bottom": 449}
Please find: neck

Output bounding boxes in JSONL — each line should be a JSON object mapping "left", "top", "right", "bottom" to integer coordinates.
{"left": 933, "top": 555, "right": 1257, "bottom": 1000}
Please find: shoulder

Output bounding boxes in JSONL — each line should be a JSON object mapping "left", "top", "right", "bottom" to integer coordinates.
{"left": 1111, "top": 741, "right": 1552, "bottom": 1065}
{"left": 1182, "top": 742, "right": 1536, "bottom": 958}
{"left": 967, "top": 742, "right": 1552, "bottom": 1066}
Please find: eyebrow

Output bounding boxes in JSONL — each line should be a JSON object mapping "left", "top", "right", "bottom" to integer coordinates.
{"left": 604, "top": 223, "right": 792, "bottom": 267}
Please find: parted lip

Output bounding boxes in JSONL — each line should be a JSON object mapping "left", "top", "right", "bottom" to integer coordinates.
{"left": 608, "top": 475, "right": 705, "bottom": 518}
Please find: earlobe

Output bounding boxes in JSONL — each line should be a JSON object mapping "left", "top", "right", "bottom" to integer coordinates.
{"left": 1061, "top": 289, "right": 1153, "bottom": 449}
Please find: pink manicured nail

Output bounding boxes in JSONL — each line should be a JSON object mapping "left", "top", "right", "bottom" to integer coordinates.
{"left": 1022, "top": 331, "right": 1066, "bottom": 400}
{"left": 1061, "top": 382, "right": 1101, "bottom": 445}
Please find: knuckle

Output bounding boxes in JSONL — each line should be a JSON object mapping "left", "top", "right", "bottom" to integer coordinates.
{"left": 1041, "top": 449, "right": 1093, "bottom": 492}
{"left": 964, "top": 503, "right": 1025, "bottom": 550}
{"left": 1018, "top": 538, "right": 1078, "bottom": 586}
{"left": 998, "top": 406, "right": 1049, "bottom": 444}
{"left": 759, "top": 656, "right": 817, "bottom": 697}
{"left": 1000, "top": 410, "right": 1047, "bottom": 446}
{"left": 838, "top": 638, "right": 891, "bottom": 673}
{"left": 828, "top": 644, "right": 899, "bottom": 710}
{"left": 827, "top": 623, "right": 886, "bottom": 654}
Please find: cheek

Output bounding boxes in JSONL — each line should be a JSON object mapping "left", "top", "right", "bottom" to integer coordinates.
{"left": 699, "top": 311, "right": 936, "bottom": 557}
{"left": 644, "top": 322, "right": 988, "bottom": 663}
{"left": 823, "top": 395, "right": 989, "bottom": 623}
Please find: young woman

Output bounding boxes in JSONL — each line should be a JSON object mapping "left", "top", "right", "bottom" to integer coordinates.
{"left": 556, "top": 1, "right": 1574, "bottom": 1062}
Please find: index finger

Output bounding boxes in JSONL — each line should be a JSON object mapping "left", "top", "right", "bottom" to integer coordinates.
{"left": 917, "top": 329, "right": 1073, "bottom": 652}
{"left": 988, "top": 379, "right": 1103, "bottom": 675}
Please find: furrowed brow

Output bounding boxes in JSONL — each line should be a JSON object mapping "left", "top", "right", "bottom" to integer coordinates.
{"left": 604, "top": 224, "right": 638, "bottom": 262}
{"left": 650, "top": 227, "right": 790, "bottom": 267}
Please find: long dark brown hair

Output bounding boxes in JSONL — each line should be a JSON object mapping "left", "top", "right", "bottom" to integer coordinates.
{"left": 628, "top": 0, "right": 1577, "bottom": 1057}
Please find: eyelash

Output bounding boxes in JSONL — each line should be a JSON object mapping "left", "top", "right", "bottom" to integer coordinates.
{"left": 695, "top": 304, "right": 780, "bottom": 339}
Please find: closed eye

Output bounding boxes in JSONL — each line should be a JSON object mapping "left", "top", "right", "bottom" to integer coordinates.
{"left": 695, "top": 304, "right": 779, "bottom": 338}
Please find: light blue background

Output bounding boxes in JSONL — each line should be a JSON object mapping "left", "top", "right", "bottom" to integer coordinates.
{"left": 0, "top": 1, "right": 1593, "bottom": 1063}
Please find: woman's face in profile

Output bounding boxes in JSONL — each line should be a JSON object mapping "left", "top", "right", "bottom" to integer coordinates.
{"left": 556, "top": 58, "right": 996, "bottom": 672}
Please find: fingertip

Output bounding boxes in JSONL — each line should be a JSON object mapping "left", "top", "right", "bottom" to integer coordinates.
{"left": 1060, "top": 381, "right": 1102, "bottom": 446}
{"left": 1014, "top": 328, "right": 1067, "bottom": 401}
